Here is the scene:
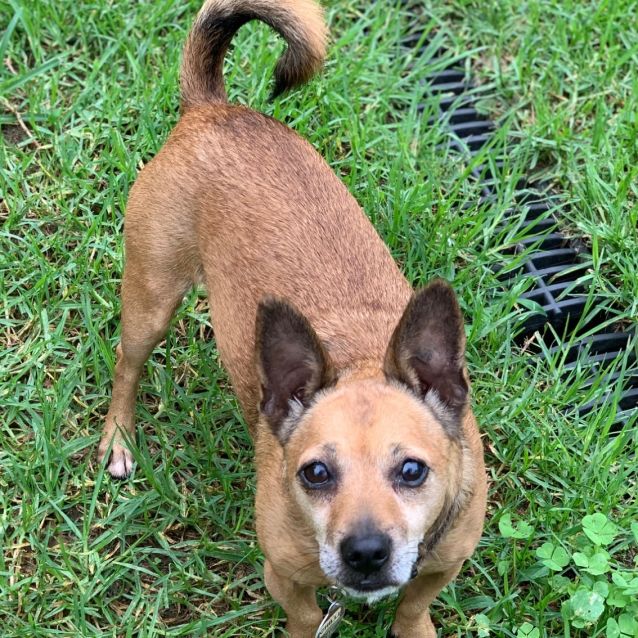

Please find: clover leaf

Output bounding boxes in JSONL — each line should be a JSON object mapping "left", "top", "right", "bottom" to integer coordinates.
{"left": 536, "top": 542, "right": 570, "bottom": 571}
{"left": 568, "top": 588, "right": 605, "bottom": 626}
{"left": 586, "top": 549, "right": 611, "bottom": 575}
{"left": 607, "top": 615, "right": 638, "bottom": 638}
{"left": 474, "top": 613, "right": 490, "bottom": 637}
{"left": 582, "top": 513, "right": 618, "bottom": 546}
{"left": 516, "top": 622, "right": 540, "bottom": 638}
{"left": 499, "top": 513, "right": 534, "bottom": 540}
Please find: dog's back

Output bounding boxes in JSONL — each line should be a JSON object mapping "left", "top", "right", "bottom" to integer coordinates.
{"left": 128, "top": 0, "right": 411, "bottom": 425}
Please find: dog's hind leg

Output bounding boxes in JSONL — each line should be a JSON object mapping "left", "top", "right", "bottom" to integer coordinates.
{"left": 98, "top": 203, "right": 196, "bottom": 478}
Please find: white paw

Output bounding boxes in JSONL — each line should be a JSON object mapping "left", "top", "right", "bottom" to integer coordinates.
{"left": 99, "top": 441, "right": 134, "bottom": 478}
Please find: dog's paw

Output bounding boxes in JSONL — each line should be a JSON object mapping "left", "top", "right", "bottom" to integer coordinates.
{"left": 98, "top": 440, "right": 134, "bottom": 478}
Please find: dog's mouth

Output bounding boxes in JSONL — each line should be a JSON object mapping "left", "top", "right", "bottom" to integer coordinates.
{"left": 342, "top": 582, "right": 401, "bottom": 604}
{"left": 354, "top": 578, "right": 395, "bottom": 592}
{"left": 339, "top": 573, "right": 401, "bottom": 594}
{"left": 336, "top": 558, "right": 418, "bottom": 595}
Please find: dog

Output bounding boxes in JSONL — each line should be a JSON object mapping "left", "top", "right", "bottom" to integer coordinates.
{"left": 98, "top": 0, "right": 487, "bottom": 635}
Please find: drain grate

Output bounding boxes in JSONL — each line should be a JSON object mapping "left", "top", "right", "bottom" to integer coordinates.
{"left": 399, "top": 21, "right": 637, "bottom": 425}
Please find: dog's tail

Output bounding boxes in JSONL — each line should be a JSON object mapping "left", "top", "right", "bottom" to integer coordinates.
{"left": 180, "top": 0, "right": 327, "bottom": 109}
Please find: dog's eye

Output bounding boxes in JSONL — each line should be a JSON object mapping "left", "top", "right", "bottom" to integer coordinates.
{"left": 399, "top": 460, "right": 428, "bottom": 487}
{"left": 300, "top": 462, "right": 331, "bottom": 487}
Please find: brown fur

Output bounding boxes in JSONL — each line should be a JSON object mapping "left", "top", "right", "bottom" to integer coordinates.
{"left": 98, "top": 1, "right": 487, "bottom": 636}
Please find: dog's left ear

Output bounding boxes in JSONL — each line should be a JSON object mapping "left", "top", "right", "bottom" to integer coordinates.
{"left": 384, "top": 279, "right": 468, "bottom": 435}
{"left": 256, "top": 297, "right": 334, "bottom": 443}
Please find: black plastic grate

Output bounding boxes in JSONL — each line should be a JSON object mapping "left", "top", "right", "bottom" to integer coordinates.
{"left": 399, "top": 22, "right": 637, "bottom": 425}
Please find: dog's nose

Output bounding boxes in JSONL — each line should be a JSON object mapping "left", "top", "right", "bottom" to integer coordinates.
{"left": 340, "top": 533, "right": 391, "bottom": 576}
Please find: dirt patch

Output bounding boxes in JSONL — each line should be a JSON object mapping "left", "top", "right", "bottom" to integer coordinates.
{"left": 2, "top": 123, "right": 27, "bottom": 145}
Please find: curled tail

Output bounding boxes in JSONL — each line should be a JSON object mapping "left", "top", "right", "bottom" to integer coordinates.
{"left": 180, "top": 0, "right": 327, "bottom": 109}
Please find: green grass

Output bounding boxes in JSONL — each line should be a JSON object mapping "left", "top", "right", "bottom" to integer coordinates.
{"left": 1, "top": 0, "right": 636, "bottom": 636}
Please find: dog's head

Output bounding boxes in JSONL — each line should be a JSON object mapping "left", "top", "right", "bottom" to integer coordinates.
{"left": 256, "top": 280, "right": 470, "bottom": 601}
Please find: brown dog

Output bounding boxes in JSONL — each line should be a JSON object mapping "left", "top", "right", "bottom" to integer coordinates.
{"left": 98, "top": 0, "right": 487, "bottom": 635}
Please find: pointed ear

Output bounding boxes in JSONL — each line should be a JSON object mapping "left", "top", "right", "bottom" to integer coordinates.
{"left": 255, "top": 297, "right": 334, "bottom": 443}
{"left": 384, "top": 279, "right": 468, "bottom": 436}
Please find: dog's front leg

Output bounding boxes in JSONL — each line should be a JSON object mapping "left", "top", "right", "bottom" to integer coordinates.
{"left": 264, "top": 560, "right": 322, "bottom": 638}
{"left": 98, "top": 257, "right": 187, "bottom": 478}
{"left": 390, "top": 564, "right": 463, "bottom": 638}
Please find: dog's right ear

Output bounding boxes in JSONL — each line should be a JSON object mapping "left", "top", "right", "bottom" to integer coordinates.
{"left": 255, "top": 297, "right": 334, "bottom": 443}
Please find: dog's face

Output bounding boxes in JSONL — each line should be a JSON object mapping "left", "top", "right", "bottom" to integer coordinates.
{"left": 256, "top": 280, "right": 468, "bottom": 600}
{"left": 284, "top": 380, "right": 461, "bottom": 600}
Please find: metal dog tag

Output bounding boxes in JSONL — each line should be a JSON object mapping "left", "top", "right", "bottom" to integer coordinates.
{"left": 315, "top": 600, "right": 345, "bottom": 638}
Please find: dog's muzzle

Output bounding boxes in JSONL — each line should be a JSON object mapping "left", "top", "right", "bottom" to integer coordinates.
{"left": 339, "top": 531, "right": 396, "bottom": 591}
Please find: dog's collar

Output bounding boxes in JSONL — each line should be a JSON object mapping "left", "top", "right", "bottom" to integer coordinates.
{"left": 315, "top": 587, "right": 346, "bottom": 638}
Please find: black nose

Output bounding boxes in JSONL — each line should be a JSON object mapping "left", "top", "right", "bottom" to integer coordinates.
{"left": 340, "top": 533, "right": 391, "bottom": 576}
